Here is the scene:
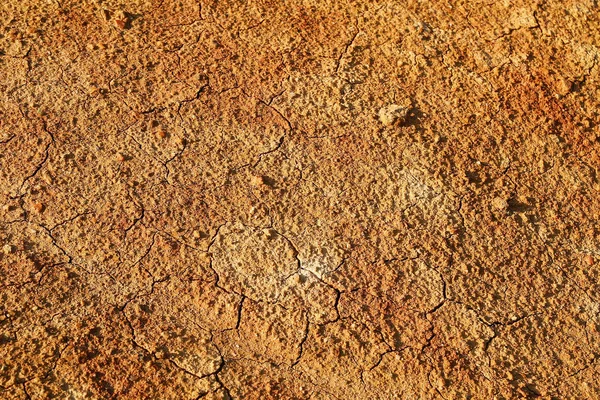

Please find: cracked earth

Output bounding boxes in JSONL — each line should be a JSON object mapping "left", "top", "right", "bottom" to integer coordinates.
{"left": 1, "top": 0, "right": 599, "bottom": 399}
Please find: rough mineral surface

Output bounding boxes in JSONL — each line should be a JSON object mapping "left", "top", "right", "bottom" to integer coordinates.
{"left": 1, "top": 1, "right": 599, "bottom": 399}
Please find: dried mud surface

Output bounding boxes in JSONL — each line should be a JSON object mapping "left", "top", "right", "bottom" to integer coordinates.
{"left": 1, "top": 1, "right": 600, "bottom": 399}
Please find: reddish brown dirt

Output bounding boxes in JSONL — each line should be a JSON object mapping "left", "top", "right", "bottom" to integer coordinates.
{"left": 1, "top": 1, "right": 599, "bottom": 399}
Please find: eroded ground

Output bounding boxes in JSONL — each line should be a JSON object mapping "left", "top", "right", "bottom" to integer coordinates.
{"left": 1, "top": 0, "right": 600, "bottom": 399}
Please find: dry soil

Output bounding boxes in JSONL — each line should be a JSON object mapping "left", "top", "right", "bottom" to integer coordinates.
{"left": 1, "top": 1, "right": 600, "bottom": 399}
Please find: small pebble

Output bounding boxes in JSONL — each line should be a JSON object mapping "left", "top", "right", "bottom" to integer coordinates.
{"left": 585, "top": 254, "right": 595, "bottom": 266}
{"left": 492, "top": 197, "right": 508, "bottom": 211}
{"left": 556, "top": 77, "right": 572, "bottom": 96}
{"left": 157, "top": 130, "right": 167, "bottom": 139}
{"left": 378, "top": 104, "right": 409, "bottom": 126}
{"left": 114, "top": 11, "right": 129, "bottom": 29}
{"left": 42, "top": 171, "right": 54, "bottom": 184}
{"left": 3, "top": 244, "right": 14, "bottom": 254}
{"left": 116, "top": 153, "right": 126, "bottom": 162}
{"left": 32, "top": 202, "right": 44, "bottom": 213}
{"left": 250, "top": 175, "right": 264, "bottom": 186}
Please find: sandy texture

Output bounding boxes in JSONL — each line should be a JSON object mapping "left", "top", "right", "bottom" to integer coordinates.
{"left": 1, "top": 0, "right": 600, "bottom": 399}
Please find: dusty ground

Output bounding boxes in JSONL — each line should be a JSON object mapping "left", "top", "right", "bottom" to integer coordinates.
{"left": 1, "top": 0, "right": 599, "bottom": 399}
